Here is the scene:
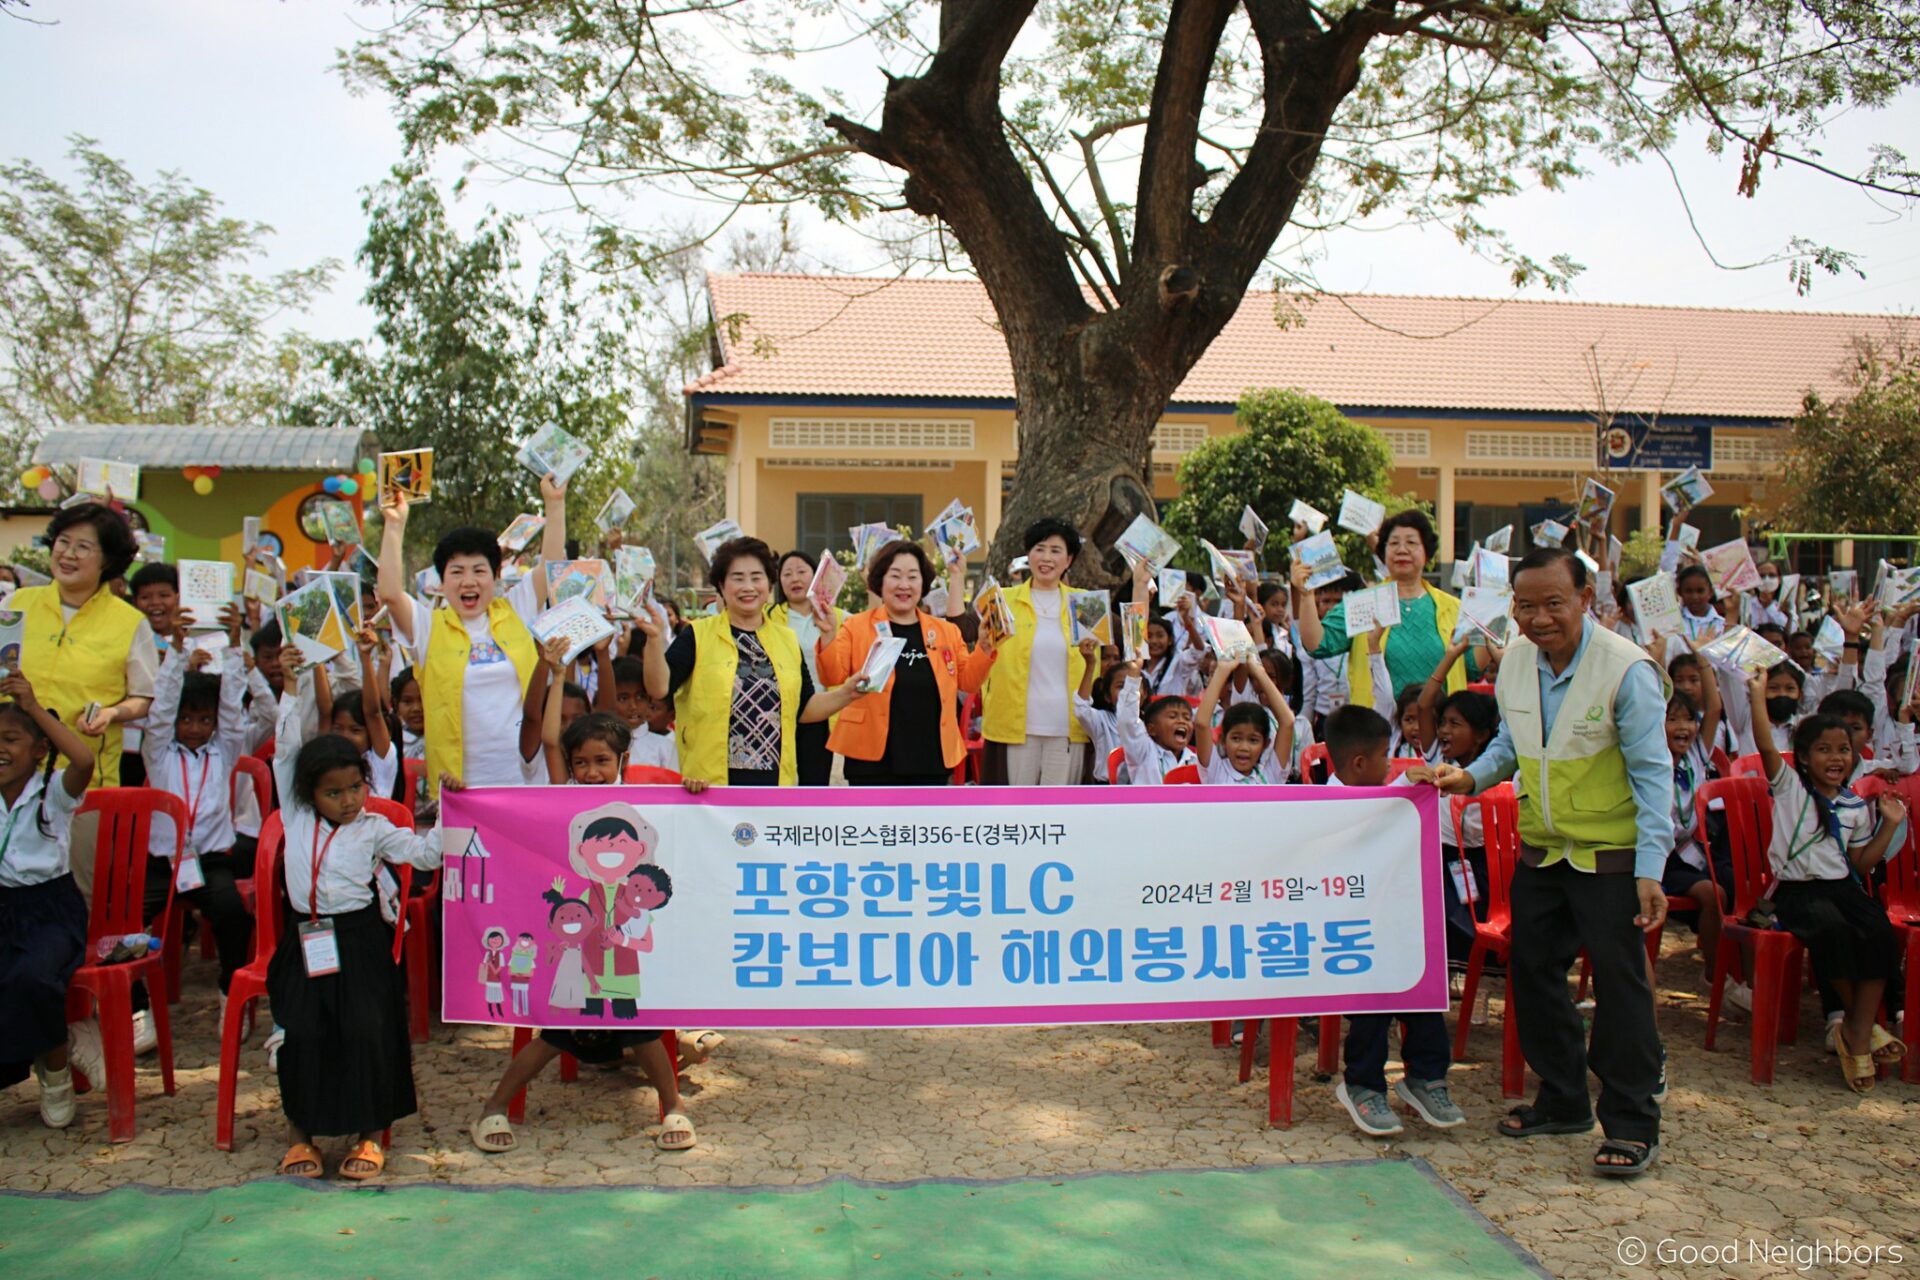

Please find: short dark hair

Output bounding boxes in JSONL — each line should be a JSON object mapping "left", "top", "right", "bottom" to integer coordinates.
{"left": 1218, "top": 701, "right": 1273, "bottom": 743}
{"left": 46, "top": 503, "right": 138, "bottom": 582}
{"left": 1323, "top": 704, "right": 1391, "bottom": 762}
{"left": 581, "top": 813, "right": 641, "bottom": 842}
{"left": 389, "top": 664, "right": 416, "bottom": 702}
{"left": 1667, "top": 650, "right": 1702, "bottom": 679}
{"left": 330, "top": 692, "right": 369, "bottom": 730}
{"left": 708, "top": 536, "right": 777, "bottom": 592}
{"left": 560, "top": 681, "right": 591, "bottom": 707}
{"left": 130, "top": 563, "right": 178, "bottom": 594}
{"left": 1142, "top": 694, "right": 1190, "bottom": 726}
{"left": 611, "top": 656, "right": 647, "bottom": 689}
{"left": 628, "top": 862, "right": 673, "bottom": 902}
{"left": 178, "top": 671, "right": 222, "bottom": 716}
{"left": 1674, "top": 563, "right": 1712, "bottom": 594}
{"left": 1819, "top": 689, "right": 1875, "bottom": 724}
{"left": 1022, "top": 518, "right": 1082, "bottom": 561}
{"left": 1514, "top": 546, "right": 1587, "bottom": 590}
{"left": 865, "top": 539, "right": 937, "bottom": 600}
{"left": 1437, "top": 689, "right": 1498, "bottom": 742}
{"left": 1255, "top": 580, "right": 1287, "bottom": 609}
{"left": 1755, "top": 623, "right": 1787, "bottom": 645}
{"left": 563, "top": 711, "right": 632, "bottom": 761}
{"left": 777, "top": 548, "right": 817, "bottom": 575}
{"left": 435, "top": 527, "right": 503, "bottom": 577}
{"left": 1767, "top": 660, "right": 1804, "bottom": 692}
{"left": 1376, "top": 509, "right": 1437, "bottom": 562}
{"left": 290, "top": 735, "right": 369, "bottom": 810}
{"left": 1667, "top": 688, "right": 1699, "bottom": 719}
{"left": 251, "top": 619, "right": 283, "bottom": 654}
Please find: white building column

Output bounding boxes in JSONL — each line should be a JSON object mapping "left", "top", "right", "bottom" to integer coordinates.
{"left": 1436, "top": 463, "right": 1456, "bottom": 564}
{"left": 1640, "top": 470, "right": 1662, "bottom": 535}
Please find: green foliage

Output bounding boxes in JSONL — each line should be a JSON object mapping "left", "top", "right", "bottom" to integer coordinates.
{"left": 290, "top": 172, "right": 636, "bottom": 559}
{"left": 1616, "top": 528, "right": 1666, "bottom": 582}
{"left": 1163, "top": 389, "right": 1404, "bottom": 578}
{"left": 1762, "top": 335, "right": 1920, "bottom": 538}
{"left": 0, "top": 136, "right": 334, "bottom": 473}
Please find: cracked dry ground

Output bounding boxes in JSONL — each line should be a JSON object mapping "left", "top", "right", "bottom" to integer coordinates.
{"left": 3, "top": 934, "right": 1915, "bottom": 1280}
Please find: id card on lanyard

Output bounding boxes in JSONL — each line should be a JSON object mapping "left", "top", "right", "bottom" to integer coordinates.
{"left": 173, "top": 752, "right": 214, "bottom": 893}
{"left": 300, "top": 823, "right": 343, "bottom": 977}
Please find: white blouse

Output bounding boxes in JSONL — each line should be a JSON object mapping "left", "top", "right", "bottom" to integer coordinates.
{"left": 0, "top": 771, "right": 83, "bottom": 889}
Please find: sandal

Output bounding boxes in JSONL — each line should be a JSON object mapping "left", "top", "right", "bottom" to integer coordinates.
{"left": 278, "top": 1142, "right": 324, "bottom": 1178}
{"left": 1869, "top": 1025, "right": 1906, "bottom": 1065}
{"left": 1496, "top": 1105, "right": 1594, "bottom": 1138}
{"left": 655, "top": 1111, "right": 697, "bottom": 1151}
{"left": 470, "top": 1113, "right": 516, "bottom": 1154}
{"left": 338, "top": 1138, "right": 386, "bottom": 1180}
{"left": 1593, "top": 1139, "right": 1659, "bottom": 1178}
{"left": 678, "top": 1030, "right": 726, "bottom": 1065}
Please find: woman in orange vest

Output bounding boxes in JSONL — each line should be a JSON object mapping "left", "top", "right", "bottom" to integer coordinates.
{"left": 15, "top": 503, "right": 154, "bottom": 789}
{"left": 816, "top": 540, "right": 997, "bottom": 786}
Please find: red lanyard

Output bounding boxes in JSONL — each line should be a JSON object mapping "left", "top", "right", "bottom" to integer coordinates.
{"left": 308, "top": 821, "right": 342, "bottom": 923}
{"left": 179, "top": 752, "right": 213, "bottom": 835}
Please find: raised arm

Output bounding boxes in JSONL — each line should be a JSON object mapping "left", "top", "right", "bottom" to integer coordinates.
{"left": 1747, "top": 672, "right": 1785, "bottom": 781}
{"left": 533, "top": 472, "right": 568, "bottom": 606}
{"left": 636, "top": 603, "right": 672, "bottom": 701}
{"left": 519, "top": 636, "right": 555, "bottom": 767}
{"left": 356, "top": 625, "right": 393, "bottom": 760}
{"left": 1248, "top": 658, "right": 1297, "bottom": 773}
{"left": 1290, "top": 557, "right": 1325, "bottom": 655}
{"left": 1193, "top": 657, "right": 1236, "bottom": 767}
{"left": 538, "top": 635, "right": 570, "bottom": 783}
{"left": 592, "top": 635, "right": 617, "bottom": 713}
{"left": 1418, "top": 636, "right": 1471, "bottom": 747}
{"left": 376, "top": 491, "right": 417, "bottom": 645}
{"left": 3, "top": 673, "right": 95, "bottom": 797}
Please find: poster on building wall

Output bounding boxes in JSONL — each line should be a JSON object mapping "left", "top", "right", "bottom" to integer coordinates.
{"left": 1597, "top": 418, "right": 1714, "bottom": 471}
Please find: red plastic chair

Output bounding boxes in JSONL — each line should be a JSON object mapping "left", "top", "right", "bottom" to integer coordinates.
{"left": 623, "top": 764, "right": 684, "bottom": 784}
{"left": 401, "top": 757, "right": 427, "bottom": 814}
{"left": 1231, "top": 1015, "right": 1342, "bottom": 1127}
{"left": 1698, "top": 776, "right": 1801, "bottom": 1083}
{"left": 1386, "top": 756, "right": 1428, "bottom": 781}
{"left": 67, "top": 787, "right": 188, "bottom": 1143}
{"left": 1709, "top": 746, "right": 1733, "bottom": 779}
{"left": 1858, "top": 773, "right": 1920, "bottom": 1083}
{"left": 1451, "top": 784, "right": 1526, "bottom": 1098}
{"left": 1731, "top": 751, "right": 1791, "bottom": 779}
{"left": 506, "top": 1028, "right": 682, "bottom": 1124}
{"left": 363, "top": 796, "right": 434, "bottom": 1041}
{"left": 950, "top": 692, "right": 980, "bottom": 785}
{"left": 1164, "top": 762, "right": 1201, "bottom": 785}
{"left": 185, "top": 757, "right": 277, "bottom": 970}
{"left": 215, "top": 811, "right": 285, "bottom": 1150}
{"left": 1106, "top": 746, "right": 1125, "bottom": 785}
{"left": 1297, "top": 742, "right": 1331, "bottom": 784}
{"left": 1466, "top": 681, "right": 1495, "bottom": 696}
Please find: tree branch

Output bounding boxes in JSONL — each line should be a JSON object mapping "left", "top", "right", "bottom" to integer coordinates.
{"left": 1131, "top": 0, "right": 1238, "bottom": 279}
{"left": 1073, "top": 117, "right": 1147, "bottom": 272}
{"left": 1009, "top": 123, "right": 1121, "bottom": 296}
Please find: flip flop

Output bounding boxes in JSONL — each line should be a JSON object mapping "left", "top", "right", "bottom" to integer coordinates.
{"left": 655, "top": 1111, "right": 697, "bottom": 1151}
{"left": 1496, "top": 1105, "right": 1595, "bottom": 1138}
{"left": 1593, "top": 1139, "right": 1659, "bottom": 1178}
{"left": 338, "top": 1138, "right": 386, "bottom": 1180}
{"left": 470, "top": 1113, "right": 516, "bottom": 1154}
{"left": 278, "top": 1142, "right": 324, "bottom": 1178}
{"left": 678, "top": 1030, "right": 726, "bottom": 1065}
{"left": 1869, "top": 1025, "right": 1906, "bottom": 1065}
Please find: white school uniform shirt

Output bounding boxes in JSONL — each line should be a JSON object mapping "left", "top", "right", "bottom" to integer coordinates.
{"left": 272, "top": 693, "right": 443, "bottom": 915}
{"left": 1744, "top": 596, "right": 1792, "bottom": 632}
{"left": 401, "top": 727, "right": 426, "bottom": 762}
{"left": 242, "top": 668, "right": 280, "bottom": 755}
{"left": 1024, "top": 586, "right": 1072, "bottom": 737}
{"left": 143, "top": 647, "right": 248, "bottom": 858}
{"left": 1071, "top": 693, "right": 1120, "bottom": 783}
{"left": 366, "top": 742, "right": 401, "bottom": 799}
{"left": 0, "top": 771, "right": 83, "bottom": 888}
{"left": 1201, "top": 741, "right": 1283, "bottom": 785}
{"left": 1116, "top": 676, "right": 1196, "bottom": 785}
{"left": 1766, "top": 762, "right": 1880, "bottom": 883}
{"left": 1671, "top": 749, "right": 1708, "bottom": 870}
{"left": 400, "top": 574, "right": 540, "bottom": 789}
{"left": 630, "top": 724, "right": 679, "bottom": 772}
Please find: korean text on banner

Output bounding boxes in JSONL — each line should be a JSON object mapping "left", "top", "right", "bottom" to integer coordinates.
{"left": 438, "top": 786, "right": 1444, "bottom": 1030}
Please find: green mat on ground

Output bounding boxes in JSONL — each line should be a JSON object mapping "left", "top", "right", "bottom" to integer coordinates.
{"left": 0, "top": 1160, "right": 1543, "bottom": 1278}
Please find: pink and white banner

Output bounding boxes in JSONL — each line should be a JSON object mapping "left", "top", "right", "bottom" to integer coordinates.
{"left": 437, "top": 785, "right": 1445, "bottom": 1030}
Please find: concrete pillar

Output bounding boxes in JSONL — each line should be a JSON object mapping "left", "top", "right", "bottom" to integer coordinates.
{"left": 1437, "top": 464, "right": 1457, "bottom": 563}
{"left": 1640, "top": 470, "right": 1662, "bottom": 535}
{"left": 984, "top": 454, "right": 1005, "bottom": 547}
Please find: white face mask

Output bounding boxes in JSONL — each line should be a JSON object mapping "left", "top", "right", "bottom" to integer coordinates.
{"left": 1758, "top": 577, "right": 1780, "bottom": 591}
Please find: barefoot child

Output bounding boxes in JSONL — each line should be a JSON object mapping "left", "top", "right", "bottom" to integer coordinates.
{"left": 0, "top": 673, "right": 97, "bottom": 1128}
{"left": 469, "top": 634, "right": 694, "bottom": 1155}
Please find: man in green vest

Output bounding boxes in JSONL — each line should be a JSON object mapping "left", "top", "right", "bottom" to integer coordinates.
{"left": 1433, "top": 547, "right": 1672, "bottom": 1179}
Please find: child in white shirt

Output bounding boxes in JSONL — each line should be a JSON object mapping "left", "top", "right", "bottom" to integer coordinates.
{"left": 1192, "top": 655, "right": 1294, "bottom": 785}
{"left": 1114, "top": 666, "right": 1197, "bottom": 785}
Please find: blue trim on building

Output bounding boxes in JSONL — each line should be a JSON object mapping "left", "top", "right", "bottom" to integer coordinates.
{"left": 688, "top": 390, "right": 1786, "bottom": 430}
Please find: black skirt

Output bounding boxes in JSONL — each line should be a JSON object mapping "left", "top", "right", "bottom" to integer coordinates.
{"left": 540, "top": 1027, "right": 663, "bottom": 1064}
{"left": 0, "top": 875, "right": 88, "bottom": 1088}
{"left": 266, "top": 904, "right": 416, "bottom": 1136}
{"left": 1771, "top": 878, "right": 1901, "bottom": 983}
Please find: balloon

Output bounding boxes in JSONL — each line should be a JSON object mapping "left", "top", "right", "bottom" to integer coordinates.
{"left": 19, "top": 468, "right": 37, "bottom": 490}
{"left": 37, "top": 477, "right": 62, "bottom": 501}
{"left": 359, "top": 474, "right": 377, "bottom": 500}
{"left": 357, "top": 457, "right": 377, "bottom": 474}
{"left": 183, "top": 466, "right": 202, "bottom": 481}
{"left": 205, "top": 466, "right": 221, "bottom": 479}
{"left": 193, "top": 476, "right": 215, "bottom": 496}
{"left": 321, "top": 477, "right": 340, "bottom": 495}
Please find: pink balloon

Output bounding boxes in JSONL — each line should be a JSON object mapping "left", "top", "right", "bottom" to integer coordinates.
{"left": 37, "top": 477, "right": 62, "bottom": 501}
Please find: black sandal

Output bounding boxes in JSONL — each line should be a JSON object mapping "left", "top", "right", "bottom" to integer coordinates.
{"left": 1496, "top": 1105, "right": 1595, "bottom": 1138}
{"left": 1593, "top": 1138, "right": 1659, "bottom": 1178}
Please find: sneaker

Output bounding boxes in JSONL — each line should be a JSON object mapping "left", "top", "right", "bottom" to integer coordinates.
{"left": 1395, "top": 1077, "right": 1466, "bottom": 1128}
{"left": 1653, "top": 1047, "right": 1668, "bottom": 1103}
{"left": 35, "top": 1061, "right": 75, "bottom": 1128}
{"left": 132, "top": 1010, "right": 157, "bottom": 1056}
{"left": 1724, "top": 980, "right": 1753, "bottom": 1014}
{"left": 1824, "top": 1015, "right": 1844, "bottom": 1054}
{"left": 1335, "top": 1080, "right": 1404, "bottom": 1136}
{"left": 1471, "top": 985, "right": 1492, "bottom": 1026}
{"left": 65, "top": 1019, "right": 104, "bottom": 1084}
{"left": 263, "top": 1025, "right": 285, "bottom": 1073}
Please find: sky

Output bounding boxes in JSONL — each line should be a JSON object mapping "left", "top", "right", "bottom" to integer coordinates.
{"left": 2, "top": 0, "right": 1915, "bottom": 345}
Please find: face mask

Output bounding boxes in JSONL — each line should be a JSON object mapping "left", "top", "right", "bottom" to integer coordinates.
{"left": 1766, "top": 696, "right": 1801, "bottom": 723}
{"left": 1758, "top": 577, "right": 1780, "bottom": 592}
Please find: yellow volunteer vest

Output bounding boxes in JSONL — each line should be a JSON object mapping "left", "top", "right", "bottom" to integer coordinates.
{"left": 981, "top": 581, "right": 1095, "bottom": 746}
{"left": 422, "top": 598, "right": 538, "bottom": 798}
{"left": 14, "top": 585, "right": 143, "bottom": 788}
{"left": 676, "top": 613, "right": 802, "bottom": 786}
{"left": 1344, "top": 584, "right": 1465, "bottom": 713}
{"left": 1494, "top": 624, "right": 1672, "bottom": 870}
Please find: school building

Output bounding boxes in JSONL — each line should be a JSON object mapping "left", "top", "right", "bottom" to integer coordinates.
{"left": 685, "top": 273, "right": 1903, "bottom": 566}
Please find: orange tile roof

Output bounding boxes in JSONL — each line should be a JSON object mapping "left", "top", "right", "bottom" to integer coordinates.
{"left": 691, "top": 272, "right": 1897, "bottom": 420}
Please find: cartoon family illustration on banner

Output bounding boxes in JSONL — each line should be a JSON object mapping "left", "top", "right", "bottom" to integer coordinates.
{"left": 445, "top": 800, "right": 674, "bottom": 1027}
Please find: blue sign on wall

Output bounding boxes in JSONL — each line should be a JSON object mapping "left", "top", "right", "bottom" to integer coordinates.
{"left": 1597, "top": 418, "right": 1713, "bottom": 471}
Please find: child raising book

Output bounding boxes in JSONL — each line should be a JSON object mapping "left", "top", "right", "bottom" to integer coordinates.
{"left": 1114, "top": 662, "right": 1197, "bottom": 785}
{"left": 1193, "top": 655, "right": 1295, "bottom": 785}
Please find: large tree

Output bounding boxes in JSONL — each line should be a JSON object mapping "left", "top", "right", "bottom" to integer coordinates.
{"left": 343, "top": 2, "right": 1920, "bottom": 576}
{"left": 0, "top": 137, "right": 334, "bottom": 472}
{"left": 1761, "top": 331, "right": 1920, "bottom": 538}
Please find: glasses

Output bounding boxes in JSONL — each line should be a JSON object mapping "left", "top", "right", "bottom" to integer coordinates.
{"left": 52, "top": 537, "right": 101, "bottom": 558}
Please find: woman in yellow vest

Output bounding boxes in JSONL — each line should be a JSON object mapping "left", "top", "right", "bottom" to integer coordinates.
{"left": 376, "top": 479, "right": 566, "bottom": 795}
{"left": 637, "top": 536, "right": 866, "bottom": 787}
{"left": 16, "top": 504, "right": 154, "bottom": 789}
{"left": 978, "top": 518, "right": 1099, "bottom": 786}
{"left": 1293, "top": 510, "right": 1475, "bottom": 714}
{"left": 767, "top": 549, "right": 845, "bottom": 786}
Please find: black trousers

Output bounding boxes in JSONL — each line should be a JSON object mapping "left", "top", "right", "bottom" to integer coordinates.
{"left": 796, "top": 720, "right": 833, "bottom": 787}
{"left": 134, "top": 853, "right": 254, "bottom": 1009}
{"left": 1342, "top": 1011, "right": 1450, "bottom": 1093}
{"left": 1509, "top": 855, "right": 1661, "bottom": 1144}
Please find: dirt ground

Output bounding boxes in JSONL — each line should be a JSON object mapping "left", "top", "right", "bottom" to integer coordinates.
{"left": 3, "top": 935, "right": 1915, "bottom": 1280}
